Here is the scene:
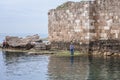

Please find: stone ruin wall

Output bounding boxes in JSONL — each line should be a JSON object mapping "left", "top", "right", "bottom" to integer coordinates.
{"left": 89, "top": 0, "right": 120, "bottom": 55}
{"left": 48, "top": 0, "right": 120, "bottom": 52}
{"left": 48, "top": 1, "right": 91, "bottom": 44}
{"left": 91, "top": 0, "right": 120, "bottom": 40}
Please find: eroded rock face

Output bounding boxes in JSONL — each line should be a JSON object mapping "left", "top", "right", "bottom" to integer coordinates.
{"left": 5, "top": 34, "right": 40, "bottom": 49}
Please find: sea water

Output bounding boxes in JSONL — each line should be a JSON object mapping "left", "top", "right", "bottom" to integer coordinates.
{"left": 0, "top": 51, "right": 120, "bottom": 80}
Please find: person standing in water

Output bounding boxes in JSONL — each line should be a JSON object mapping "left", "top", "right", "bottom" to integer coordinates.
{"left": 70, "top": 41, "right": 74, "bottom": 56}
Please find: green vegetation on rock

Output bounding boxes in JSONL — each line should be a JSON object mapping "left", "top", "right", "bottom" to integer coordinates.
{"left": 54, "top": 50, "right": 88, "bottom": 57}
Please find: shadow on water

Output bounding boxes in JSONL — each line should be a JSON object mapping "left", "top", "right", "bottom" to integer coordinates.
{"left": 87, "top": 55, "right": 120, "bottom": 80}
{"left": 2, "top": 51, "right": 26, "bottom": 65}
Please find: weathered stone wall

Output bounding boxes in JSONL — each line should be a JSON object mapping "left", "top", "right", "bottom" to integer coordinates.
{"left": 89, "top": 40, "right": 120, "bottom": 56}
{"left": 48, "top": 1, "right": 91, "bottom": 44}
{"left": 91, "top": 0, "right": 120, "bottom": 40}
{"left": 48, "top": 0, "right": 120, "bottom": 53}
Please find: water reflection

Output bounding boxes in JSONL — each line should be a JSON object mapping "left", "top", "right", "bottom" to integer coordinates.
{"left": 0, "top": 51, "right": 120, "bottom": 80}
{"left": 70, "top": 56, "right": 74, "bottom": 65}
{"left": 87, "top": 55, "right": 120, "bottom": 80}
{"left": 0, "top": 51, "right": 49, "bottom": 80}
{"left": 48, "top": 56, "right": 89, "bottom": 80}
{"left": 2, "top": 51, "right": 26, "bottom": 65}
{"left": 48, "top": 55, "right": 120, "bottom": 80}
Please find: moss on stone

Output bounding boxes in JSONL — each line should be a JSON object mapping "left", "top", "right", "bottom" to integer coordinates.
{"left": 54, "top": 50, "right": 88, "bottom": 57}
{"left": 0, "top": 48, "right": 88, "bottom": 57}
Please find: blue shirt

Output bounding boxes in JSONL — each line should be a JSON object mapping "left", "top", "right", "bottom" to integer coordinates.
{"left": 70, "top": 44, "right": 74, "bottom": 50}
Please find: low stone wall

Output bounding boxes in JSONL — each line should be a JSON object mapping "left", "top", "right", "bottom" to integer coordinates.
{"left": 50, "top": 41, "right": 89, "bottom": 53}
{"left": 50, "top": 40, "right": 120, "bottom": 56}
{"left": 89, "top": 40, "right": 120, "bottom": 55}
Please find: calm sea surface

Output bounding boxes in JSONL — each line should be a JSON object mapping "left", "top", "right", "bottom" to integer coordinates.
{"left": 0, "top": 51, "right": 120, "bottom": 80}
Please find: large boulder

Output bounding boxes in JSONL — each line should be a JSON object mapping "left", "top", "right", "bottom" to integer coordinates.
{"left": 5, "top": 34, "right": 41, "bottom": 49}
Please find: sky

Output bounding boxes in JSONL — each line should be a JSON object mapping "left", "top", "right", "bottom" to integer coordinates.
{"left": 0, "top": 0, "right": 82, "bottom": 35}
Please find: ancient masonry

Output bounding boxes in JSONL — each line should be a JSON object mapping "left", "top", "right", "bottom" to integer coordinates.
{"left": 48, "top": 0, "right": 120, "bottom": 54}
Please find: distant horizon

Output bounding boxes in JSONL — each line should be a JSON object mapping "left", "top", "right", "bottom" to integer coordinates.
{"left": 0, "top": 32, "right": 48, "bottom": 37}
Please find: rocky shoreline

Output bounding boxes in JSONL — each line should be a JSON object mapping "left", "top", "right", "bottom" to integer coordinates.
{"left": 0, "top": 35, "right": 120, "bottom": 57}
{"left": 0, "top": 48, "right": 57, "bottom": 55}
{"left": 0, "top": 48, "right": 87, "bottom": 57}
{"left": 1, "top": 34, "right": 51, "bottom": 50}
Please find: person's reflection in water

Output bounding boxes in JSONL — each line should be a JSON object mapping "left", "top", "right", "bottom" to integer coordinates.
{"left": 88, "top": 54, "right": 93, "bottom": 63}
{"left": 70, "top": 56, "right": 74, "bottom": 66}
